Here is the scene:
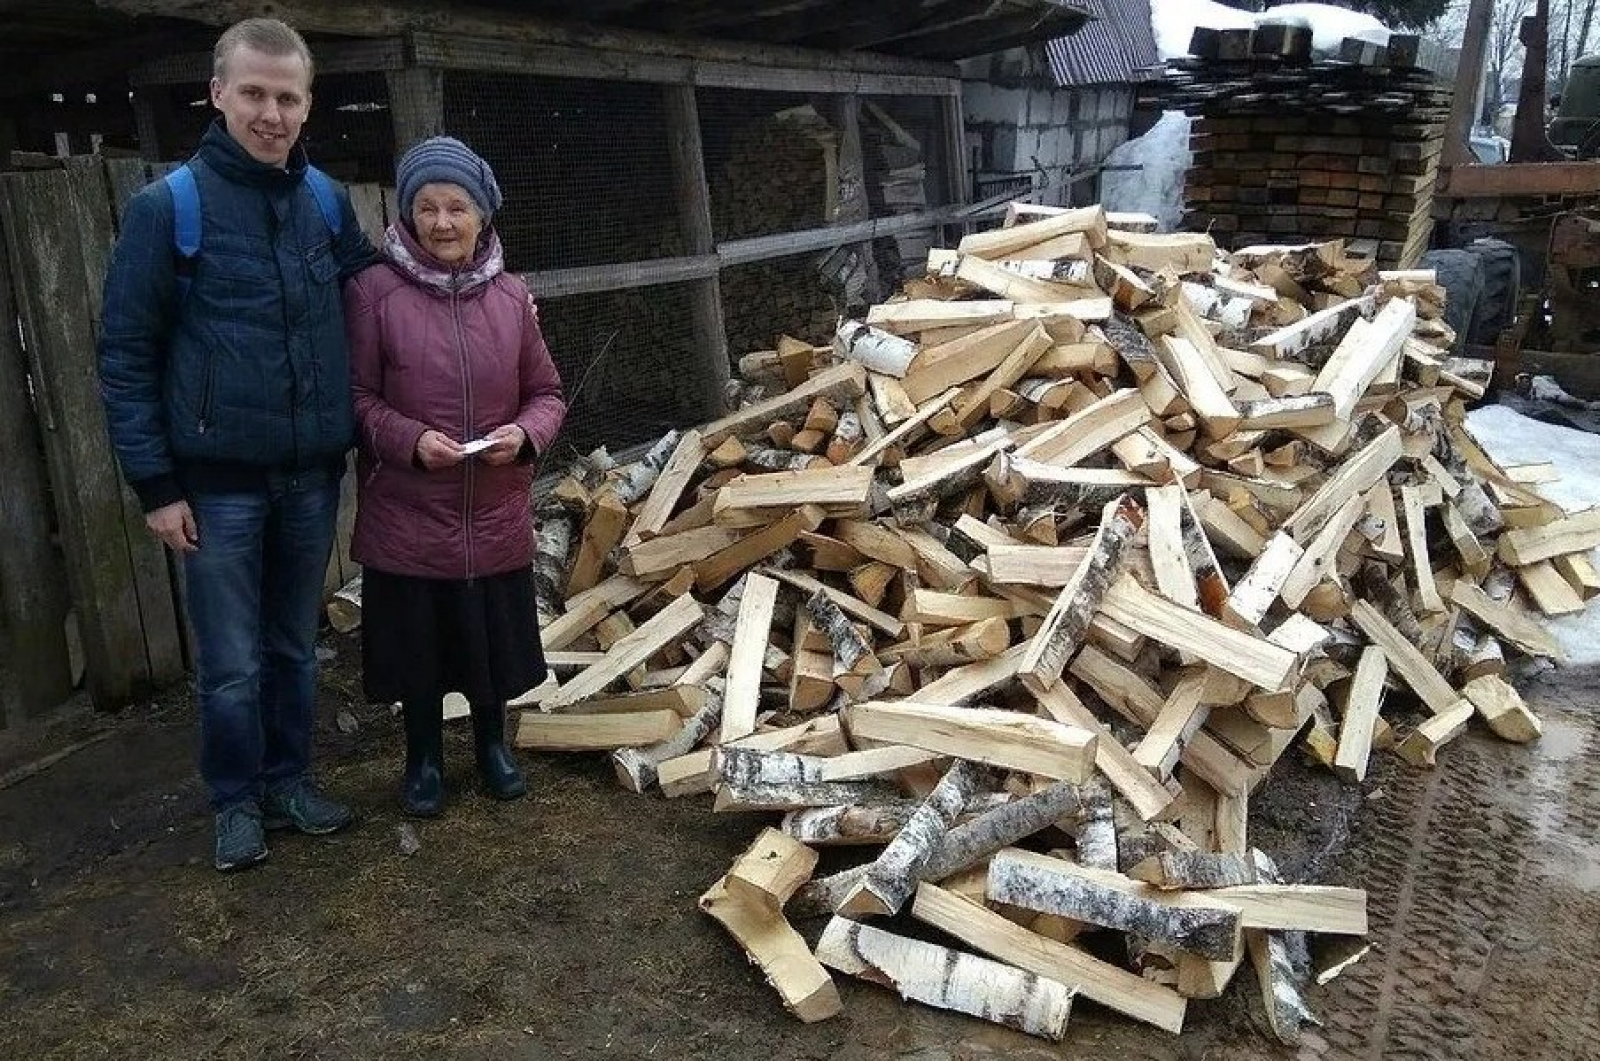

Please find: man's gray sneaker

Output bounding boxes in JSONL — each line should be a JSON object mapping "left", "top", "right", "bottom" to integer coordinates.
{"left": 214, "top": 803, "right": 268, "bottom": 872}
{"left": 262, "top": 779, "right": 354, "bottom": 836}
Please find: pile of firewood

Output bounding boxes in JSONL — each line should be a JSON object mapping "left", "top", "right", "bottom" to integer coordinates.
{"left": 338, "top": 202, "right": 1597, "bottom": 1044}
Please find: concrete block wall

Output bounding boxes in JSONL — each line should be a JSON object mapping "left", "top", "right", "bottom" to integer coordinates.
{"left": 960, "top": 46, "right": 1136, "bottom": 207}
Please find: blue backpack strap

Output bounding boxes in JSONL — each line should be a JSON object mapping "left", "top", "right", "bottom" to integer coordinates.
{"left": 163, "top": 163, "right": 201, "bottom": 300}
{"left": 304, "top": 165, "right": 343, "bottom": 239}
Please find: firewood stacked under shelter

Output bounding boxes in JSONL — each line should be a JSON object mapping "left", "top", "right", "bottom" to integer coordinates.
{"left": 1148, "top": 30, "right": 1452, "bottom": 270}
{"left": 333, "top": 203, "right": 1596, "bottom": 1045}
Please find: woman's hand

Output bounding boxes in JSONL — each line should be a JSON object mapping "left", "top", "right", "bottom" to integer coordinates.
{"left": 414, "top": 429, "right": 466, "bottom": 470}
{"left": 478, "top": 424, "right": 528, "bottom": 467}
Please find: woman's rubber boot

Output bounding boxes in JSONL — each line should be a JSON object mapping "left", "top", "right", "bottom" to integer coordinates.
{"left": 470, "top": 702, "right": 527, "bottom": 800}
{"left": 401, "top": 697, "right": 445, "bottom": 817}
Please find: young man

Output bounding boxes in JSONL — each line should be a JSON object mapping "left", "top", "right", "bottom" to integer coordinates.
{"left": 99, "top": 18, "right": 377, "bottom": 871}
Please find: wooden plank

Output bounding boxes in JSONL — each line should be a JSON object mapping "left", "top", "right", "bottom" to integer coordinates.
{"left": 844, "top": 701, "right": 1097, "bottom": 783}
{"left": 0, "top": 172, "right": 72, "bottom": 725}
{"left": 911, "top": 883, "right": 1187, "bottom": 1034}
{"left": 1, "top": 161, "right": 183, "bottom": 708}
{"left": 721, "top": 574, "right": 781, "bottom": 743}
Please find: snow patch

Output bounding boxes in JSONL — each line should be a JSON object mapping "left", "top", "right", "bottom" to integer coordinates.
{"left": 1100, "top": 110, "right": 1192, "bottom": 232}
{"left": 1150, "top": 0, "right": 1391, "bottom": 61}
{"left": 1465, "top": 404, "right": 1600, "bottom": 667}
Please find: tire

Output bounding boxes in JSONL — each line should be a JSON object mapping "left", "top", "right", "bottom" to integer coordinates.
{"left": 1465, "top": 237, "right": 1520, "bottom": 348}
{"left": 1417, "top": 248, "right": 1483, "bottom": 355}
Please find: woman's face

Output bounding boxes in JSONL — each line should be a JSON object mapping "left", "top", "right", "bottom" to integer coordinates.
{"left": 411, "top": 182, "right": 483, "bottom": 266}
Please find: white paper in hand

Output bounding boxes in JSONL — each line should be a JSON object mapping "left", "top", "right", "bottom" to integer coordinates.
{"left": 460, "top": 438, "right": 496, "bottom": 456}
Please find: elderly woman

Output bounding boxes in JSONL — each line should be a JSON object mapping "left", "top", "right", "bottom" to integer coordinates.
{"left": 345, "top": 137, "right": 565, "bottom": 817}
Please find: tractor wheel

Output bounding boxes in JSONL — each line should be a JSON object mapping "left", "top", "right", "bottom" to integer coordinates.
{"left": 1465, "top": 237, "right": 1521, "bottom": 348}
{"left": 1417, "top": 248, "right": 1483, "bottom": 354}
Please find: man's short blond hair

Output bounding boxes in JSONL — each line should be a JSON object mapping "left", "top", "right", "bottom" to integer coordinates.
{"left": 213, "top": 18, "right": 314, "bottom": 84}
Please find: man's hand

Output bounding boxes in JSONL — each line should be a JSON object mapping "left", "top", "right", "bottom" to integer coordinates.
{"left": 147, "top": 500, "right": 198, "bottom": 553}
{"left": 478, "top": 424, "right": 528, "bottom": 467}
{"left": 415, "top": 430, "right": 466, "bottom": 470}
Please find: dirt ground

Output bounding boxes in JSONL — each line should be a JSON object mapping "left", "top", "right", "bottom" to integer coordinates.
{"left": 2, "top": 634, "right": 1598, "bottom": 1061}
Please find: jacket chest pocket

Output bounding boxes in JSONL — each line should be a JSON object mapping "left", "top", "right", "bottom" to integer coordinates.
{"left": 305, "top": 240, "right": 339, "bottom": 285}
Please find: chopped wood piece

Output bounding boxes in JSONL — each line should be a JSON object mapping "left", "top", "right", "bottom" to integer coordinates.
{"left": 714, "top": 747, "right": 897, "bottom": 811}
{"left": 1250, "top": 294, "right": 1374, "bottom": 360}
{"left": 1333, "top": 646, "right": 1387, "bottom": 783}
{"left": 567, "top": 490, "right": 629, "bottom": 594}
{"left": 1101, "top": 576, "right": 1298, "bottom": 691}
{"left": 695, "top": 505, "right": 825, "bottom": 590}
{"left": 912, "top": 883, "right": 1187, "bottom": 1034}
{"left": 1349, "top": 600, "right": 1460, "bottom": 716}
{"left": 834, "top": 320, "right": 919, "bottom": 377}
{"left": 702, "top": 363, "right": 868, "bottom": 447}
{"left": 1247, "top": 929, "right": 1316, "bottom": 1046}
{"left": 815, "top": 917, "right": 1074, "bottom": 1042}
{"left": 1553, "top": 552, "right": 1600, "bottom": 600}
{"left": 714, "top": 466, "right": 872, "bottom": 526}
{"left": 726, "top": 827, "right": 819, "bottom": 911}
{"left": 1019, "top": 494, "right": 1144, "bottom": 694}
{"left": 1036, "top": 682, "right": 1178, "bottom": 821}
{"left": 1222, "top": 532, "right": 1306, "bottom": 629}
{"left": 611, "top": 685, "right": 723, "bottom": 793}
{"left": 1497, "top": 507, "right": 1600, "bottom": 566}
{"left": 1206, "top": 883, "right": 1368, "bottom": 934}
{"left": 1313, "top": 297, "right": 1414, "bottom": 419}
{"left": 1518, "top": 559, "right": 1587, "bottom": 616}
{"left": 981, "top": 545, "right": 1090, "bottom": 587}
{"left": 1016, "top": 388, "right": 1152, "bottom": 467}
{"left": 1401, "top": 485, "right": 1445, "bottom": 614}
{"left": 544, "top": 595, "right": 705, "bottom": 708}
{"left": 1128, "top": 851, "right": 1260, "bottom": 890}
{"left": 901, "top": 319, "right": 1037, "bottom": 405}
{"left": 701, "top": 878, "right": 842, "bottom": 1023}
{"left": 1283, "top": 426, "right": 1403, "bottom": 543}
{"left": 839, "top": 759, "right": 988, "bottom": 917}
{"left": 1134, "top": 669, "right": 1213, "bottom": 780}
{"left": 987, "top": 849, "right": 1243, "bottom": 961}
{"left": 1460, "top": 674, "right": 1543, "bottom": 743}
{"left": 781, "top": 801, "right": 920, "bottom": 846}
{"left": 721, "top": 574, "right": 781, "bottom": 743}
{"left": 961, "top": 205, "right": 1108, "bottom": 257}
{"left": 1447, "top": 580, "right": 1562, "bottom": 659}
{"left": 514, "top": 710, "right": 680, "bottom": 751}
{"left": 1394, "top": 700, "right": 1476, "bottom": 767}
{"left": 1235, "top": 393, "right": 1336, "bottom": 431}
{"left": 844, "top": 701, "right": 1096, "bottom": 782}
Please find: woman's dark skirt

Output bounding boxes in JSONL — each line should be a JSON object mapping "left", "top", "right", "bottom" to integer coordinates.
{"left": 361, "top": 565, "right": 548, "bottom": 706}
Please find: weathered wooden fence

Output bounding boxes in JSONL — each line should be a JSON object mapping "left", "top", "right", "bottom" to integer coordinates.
{"left": 0, "top": 156, "right": 393, "bottom": 730}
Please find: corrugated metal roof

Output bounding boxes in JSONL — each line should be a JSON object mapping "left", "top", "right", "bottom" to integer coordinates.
{"left": 1045, "top": 0, "right": 1162, "bottom": 87}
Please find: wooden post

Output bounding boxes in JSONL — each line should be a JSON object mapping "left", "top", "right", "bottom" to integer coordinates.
{"left": 385, "top": 66, "right": 444, "bottom": 153}
{"left": 0, "top": 193, "right": 73, "bottom": 728}
{"left": 0, "top": 160, "right": 185, "bottom": 708}
{"left": 936, "top": 93, "right": 969, "bottom": 244}
{"left": 664, "top": 84, "right": 730, "bottom": 422}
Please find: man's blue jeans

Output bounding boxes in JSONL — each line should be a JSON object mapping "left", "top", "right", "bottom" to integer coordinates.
{"left": 184, "top": 468, "right": 340, "bottom": 810}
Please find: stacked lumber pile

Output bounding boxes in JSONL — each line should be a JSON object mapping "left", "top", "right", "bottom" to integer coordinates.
{"left": 1148, "top": 31, "right": 1451, "bottom": 269}
{"left": 373, "top": 202, "right": 1590, "bottom": 1044}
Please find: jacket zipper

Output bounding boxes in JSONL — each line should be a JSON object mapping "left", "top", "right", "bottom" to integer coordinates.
{"left": 269, "top": 194, "right": 301, "bottom": 468}
{"left": 450, "top": 277, "right": 475, "bottom": 582}
{"left": 197, "top": 352, "right": 218, "bottom": 434}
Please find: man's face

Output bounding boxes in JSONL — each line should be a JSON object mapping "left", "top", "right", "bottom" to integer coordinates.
{"left": 210, "top": 45, "right": 311, "bottom": 166}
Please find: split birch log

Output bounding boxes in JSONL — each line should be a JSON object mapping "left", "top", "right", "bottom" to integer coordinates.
{"left": 714, "top": 746, "right": 898, "bottom": 811}
{"left": 1018, "top": 493, "right": 1145, "bottom": 694}
{"left": 815, "top": 917, "right": 1074, "bottom": 1042}
{"left": 781, "top": 801, "right": 923, "bottom": 846}
{"left": 1128, "top": 850, "right": 1259, "bottom": 890}
{"left": 838, "top": 759, "right": 989, "bottom": 917}
{"left": 1248, "top": 928, "right": 1318, "bottom": 1046}
{"left": 611, "top": 683, "right": 724, "bottom": 793}
{"left": 700, "top": 877, "right": 842, "bottom": 1023}
{"left": 611, "top": 429, "right": 682, "bottom": 506}
{"left": 326, "top": 574, "right": 363, "bottom": 634}
{"left": 844, "top": 701, "right": 1097, "bottom": 782}
{"left": 834, "top": 320, "right": 919, "bottom": 377}
{"left": 1460, "top": 674, "right": 1542, "bottom": 743}
{"left": 1071, "top": 777, "right": 1119, "bottom": 871}
{"left": 989, "top": 849, "right": 1243, "bottom": 961}
{"left": 726, "top": 827, "right": 818, "bottom": 911}
{"left": 721, "top": 573, "right": 781, "bottom": 743}
{"left": 532, "top": 502, "right": 576, "bottom": 625}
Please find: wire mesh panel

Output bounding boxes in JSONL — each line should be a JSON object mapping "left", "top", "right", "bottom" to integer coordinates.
{"left": 720, "top": 252, "right": 841, "bottom": 358}
{"left": 699, "top": 88, "right": 831, "bottom": 243}
{"left": 533, "top": 282, "right": 707, "bottom": 461}
{"left": 440, "top": 73, "right": 682, "bottom": 272}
